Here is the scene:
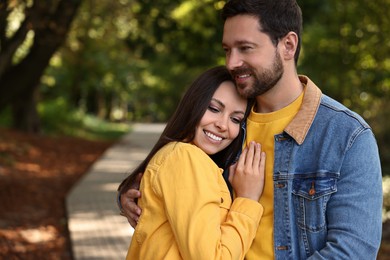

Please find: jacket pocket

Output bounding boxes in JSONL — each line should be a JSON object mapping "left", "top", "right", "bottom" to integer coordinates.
{"left": 292, "top": 173, "right": 338, "bottom": 232}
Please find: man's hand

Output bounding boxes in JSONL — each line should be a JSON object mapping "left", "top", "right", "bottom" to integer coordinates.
{"left": 119, "top": 173, "right": 142, "bottom": 228}
{"left": 121, "top": 189, "right": 142, "bottom": 228}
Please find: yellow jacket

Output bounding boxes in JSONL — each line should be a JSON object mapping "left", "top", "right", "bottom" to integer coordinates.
{"left": 127, "top": 142, "right": 263, "bottom": 260}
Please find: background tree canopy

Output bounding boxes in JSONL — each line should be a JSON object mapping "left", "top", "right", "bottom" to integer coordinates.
{"left": 0, "top": 0, "right": 389, "bottom": 173}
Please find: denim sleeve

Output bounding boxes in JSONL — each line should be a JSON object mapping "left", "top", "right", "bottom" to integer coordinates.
{"left": 309, "top": 129, "right": 383, "bottom": 259}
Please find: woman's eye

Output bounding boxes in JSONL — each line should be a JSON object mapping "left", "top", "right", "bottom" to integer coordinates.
{"left": 231, "top": 117, "right": 242, "bottom": 124}
{"left": 208, "top": 106, "right": 219, "bottom": 113}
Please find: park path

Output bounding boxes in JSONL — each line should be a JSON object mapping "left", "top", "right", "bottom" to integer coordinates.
{"left": 66, "top": 123, "right": 165, "bottom": 259}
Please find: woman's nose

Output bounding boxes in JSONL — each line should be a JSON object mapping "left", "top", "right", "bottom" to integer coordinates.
{"left": 215, "top": 117, "right": 228, "bottom": 131}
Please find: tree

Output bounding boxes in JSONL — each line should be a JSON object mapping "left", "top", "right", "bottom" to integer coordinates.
{"left": 42, "top": 0, "right": 225, "bottom": 123}
{"left": 122, "top": 0, "right": 225, "bottom": 121}
{"left": 0, "top": 0, "right": 81, "bottom": 132}
{"left": 45, "top": 0, "right": 139, "bottom": 121}
{"left": 298, "top": 0, "right": 390, "bottom": 172}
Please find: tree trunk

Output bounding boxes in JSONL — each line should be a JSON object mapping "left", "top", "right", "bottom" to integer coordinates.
{"left": 85, "top": 88, "right": 99, "bottom": 115}
{"left": 0, "top": 0, "right": 82, "bottom": 133}
{"left": 104, "top": 93, "right": 113, "bottom": 121}
{"left": 11, "top": 88, "right": 41, "bottom": 133}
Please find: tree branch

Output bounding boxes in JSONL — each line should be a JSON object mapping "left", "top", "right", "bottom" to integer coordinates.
{"left": 0, "top": 0, "right": 82, "bottom": 113}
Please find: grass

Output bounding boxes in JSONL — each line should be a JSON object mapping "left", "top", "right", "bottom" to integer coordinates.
{"left": 54, "top": 112, "right": 132, "bottom": 141}
{"left": 0, "top": 99, "right": 131, "bottom": 141}
{"left": 37, "top": 98, "right": 131, "bottom": 141}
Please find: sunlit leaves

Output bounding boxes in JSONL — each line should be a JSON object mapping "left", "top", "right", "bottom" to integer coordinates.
{"left": 5, "top": 3, "right": 25, "bottom": 38}
{"left": 12, "top": 30, "right": 34, "bottom": 64}
{"left": 299, "top": 0, "right": 390, "bottom": 171}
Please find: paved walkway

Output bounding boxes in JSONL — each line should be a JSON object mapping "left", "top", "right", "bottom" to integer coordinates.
{"left": 66, "top": 123, "right": 165, "bottom": 260}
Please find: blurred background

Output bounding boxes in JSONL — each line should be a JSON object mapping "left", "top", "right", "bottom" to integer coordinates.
{"left": 0, "top": 0, "right": 389, "bottom": 259}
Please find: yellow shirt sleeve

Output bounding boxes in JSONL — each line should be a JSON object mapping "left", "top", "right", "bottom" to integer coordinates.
{"left": 153, "top": 143, "right": 263, "bottom": 260}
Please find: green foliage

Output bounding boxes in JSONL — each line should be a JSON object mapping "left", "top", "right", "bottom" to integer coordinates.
{"left": 38, "top": 98, "right": 82, "bottom": 133}
{"left": 0, "top": 97, "right": 130, "bottom": 141}
{"left": 120, "top": 0, "right": 226, "bottom": 121}
{"left": 39, "top": 0, "right": 137, "bottom": 121}
{"left": 383, "top": 176, "right": 390, "bottom": 220}
{"left": 38, "top": 98, "right": 130, "bottom": 141}
{"left": 299, "top": 0, "right": 390, "bottom": 105}
{"left": 40, "top": 0, "right": 224, "bottom": 123}
{"left": 298, "top": 0, "right": 390, "bottom": 173}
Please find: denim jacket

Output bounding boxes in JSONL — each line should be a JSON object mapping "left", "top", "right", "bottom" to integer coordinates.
{"left": 272, "top": 75, "right": 383, "bottom": 259}
{"left": 226, "top": 76, "right": 383, "bottom": 259}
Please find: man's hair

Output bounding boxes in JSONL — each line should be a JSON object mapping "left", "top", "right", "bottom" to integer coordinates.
{"left": 222, "top": 0, "right": 303, "bottom": 65}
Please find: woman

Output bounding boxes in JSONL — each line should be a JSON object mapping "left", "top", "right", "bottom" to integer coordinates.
{"left": 119, "top": 66, "right": 265, "bottom": 259}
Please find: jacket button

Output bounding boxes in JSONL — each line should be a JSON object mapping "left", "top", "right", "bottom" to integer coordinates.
{"left": 309, "top": 181, "right": 316, "bottom": 195}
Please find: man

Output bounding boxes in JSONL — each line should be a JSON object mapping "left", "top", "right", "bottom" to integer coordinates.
{"left": 118, "top": 0, "right": 383, "bottom": 259}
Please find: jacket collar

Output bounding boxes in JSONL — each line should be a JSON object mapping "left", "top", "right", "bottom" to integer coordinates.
{"left": 284, "top": 75, "right": 322, "bottom": 145}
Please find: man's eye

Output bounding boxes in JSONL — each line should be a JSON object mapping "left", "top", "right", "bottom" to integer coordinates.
{"left": 240, "top": 46, "right": 251, "bottom": 51}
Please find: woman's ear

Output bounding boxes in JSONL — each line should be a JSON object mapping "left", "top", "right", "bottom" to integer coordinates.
{"left": 281, "top": 32, "right": 298, "bottom": 61}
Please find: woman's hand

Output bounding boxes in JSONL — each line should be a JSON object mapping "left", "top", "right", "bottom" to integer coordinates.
{"left": 228, "top": 141, "right": 266, "bottom": 201}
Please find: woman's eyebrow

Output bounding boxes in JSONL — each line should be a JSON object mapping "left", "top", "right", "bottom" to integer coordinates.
{"left": 211, "top": 98, "right": 225, "bottom": 108}
{"left": 211, "top": 98, "right": 245, "bottom": 115}
{"left": 233, "top": 110, "right": 245, "bottom": 116}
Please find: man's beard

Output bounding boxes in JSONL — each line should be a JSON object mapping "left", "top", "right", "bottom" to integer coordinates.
{"left": 234, "top": 51, "right": 284, "bottom": 99}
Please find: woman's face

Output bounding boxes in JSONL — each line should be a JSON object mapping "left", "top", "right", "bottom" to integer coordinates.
{"left": 193, "top": 81, "right": 247, "bottom": 155}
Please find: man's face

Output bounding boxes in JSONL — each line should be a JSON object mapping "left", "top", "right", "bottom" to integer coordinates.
{"left": 222, "top": 15, "right": 284, "bottom": 98}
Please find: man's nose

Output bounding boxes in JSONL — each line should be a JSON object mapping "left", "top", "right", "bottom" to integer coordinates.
{"left": 226, "top": 50, "right": 243, "bottom": 71}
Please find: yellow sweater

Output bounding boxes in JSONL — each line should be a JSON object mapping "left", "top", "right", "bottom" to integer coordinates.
{"left": 245, "top": 91, "right": 304, "bottom": 259}
{"left": 127, "top": 142, "right": 264, "bottom": 260}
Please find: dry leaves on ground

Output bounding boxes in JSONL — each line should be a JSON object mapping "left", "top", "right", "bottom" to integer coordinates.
{"left": 0, "top": 128, "right": 113, "bottom": 259}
